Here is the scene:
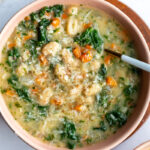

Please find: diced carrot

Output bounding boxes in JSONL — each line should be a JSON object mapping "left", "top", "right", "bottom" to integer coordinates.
{"left": 51, "top": 18, "right": 60, "bottom": 27}
{"left": 50, "top": 98, "right": 61, "bottom": 106}
{"left": 8, "top": 43, "right": 16, "bottom": 49}
{"left": 39, "top": 54, "right": 48, "bottom": 66}
{"left": 80, "top": 50, "right": 92, "bottom": 63}
{"left": 101, "top": 115, "right": 105, "bottom": 120}
{"left": 73, "top": 47, "right": 82, "bottom": 58}
{"left": 85, "top": 44, "right": 92, "bottom": 49}
{"left": 24, "top": 16, "right": 30, "bottom": 21}
{"left": 35, "top": 73, "right": 47, "bottom": 85}
{"left": 83, "top": 23, "right": 92, "bottom": 29}
{"left": 23, "top": 35, "right": 32, "bottom": 41}
{"left": 104, "top": 55, "right": 112, "bottom": 65}
{"left": 31, "top": 88, "right": 39, "bottom": 93}
{"left": 74, "top": 105, "right": 84, "bottom": 112}
{"left": 62, "top": 13, "right": 68, "bottom": 19}
{"left": 6, "top": 90, "right": 15, "bottom": 96}
{"left": 106, "top": 76, "right": 117, "bottom": 87}
{"left": 111, "top": 43, "right": 116, "bottom": 50}
{"left": 45, "top": 11, "right": 50, "bottom": 16}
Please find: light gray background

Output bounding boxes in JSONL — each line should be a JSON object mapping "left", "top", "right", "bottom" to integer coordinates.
{"left": 0, "top": 0, "right": 150, "bottom": 149}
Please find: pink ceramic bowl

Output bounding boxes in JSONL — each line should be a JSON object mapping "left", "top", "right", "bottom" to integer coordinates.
{"left": 135, "top": 141, "right": 150, "bottom": 150}
{"left": 0, "top": 0, "right": 150, "bottom": 149}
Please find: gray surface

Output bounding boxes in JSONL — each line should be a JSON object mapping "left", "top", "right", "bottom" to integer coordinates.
{"left": 0, "top": 0, "right": 150, "bottom": 150}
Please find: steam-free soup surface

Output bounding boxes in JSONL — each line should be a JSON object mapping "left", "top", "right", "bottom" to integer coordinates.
{"left": 0, "top": 5, "right": 140, "bottom": 149}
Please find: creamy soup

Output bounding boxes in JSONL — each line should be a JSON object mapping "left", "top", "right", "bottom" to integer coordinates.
{"left": 0, "top": 5, "right": 140, "bottom": 149}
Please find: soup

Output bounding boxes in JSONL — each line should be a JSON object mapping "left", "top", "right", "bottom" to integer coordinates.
{"left": 0, "top": 4, "right": 140, "bottom": 149}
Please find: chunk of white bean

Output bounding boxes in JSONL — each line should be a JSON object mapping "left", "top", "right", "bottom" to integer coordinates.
{"left": 55, "top": 64, "right": 70, "bottom": 84}
{"left": 61, "top": 48, "right": 79, "bottom": 67}
{"left": 42, "top": 42, "right": 61, "bottom": 56}
{"left": 39, "top": 88, "right": 53, "bottom": 106}
{"left": 68, "top": 6, "right": 78, "bottom": 15}
{"left": 67, "top": 17, "right": 78, "bottom": 36}
{"left": 83, "top": 83, "right": 101, "bottom": 96}
{"left": 17, "top": 63, "right": 28, "bottom": 76}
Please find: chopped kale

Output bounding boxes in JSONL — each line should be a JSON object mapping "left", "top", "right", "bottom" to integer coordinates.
{"left": 95, "top": 88, "right": 109, "bottom": 107}
{"left": 61, "top": 119, "right": 78, "bottom": 140}
{"left": 59, "top": 118, "right": 80, "bottom": 149}
{"left": 24, "top": 111, "right": 36, "bottom": 121}
{"left": 39, "top": 6, "right": 52, "bottom": 17}
{"left": 16, "top": 87, "right": 32, "bottom": 102}
{"left": 51, "top": 5, "right": 63, "bottom": 17}
{"left": 74, "top": 27, "right": 103, "bottom": 53}
{"left": 6, "top": 47, "right": 20, "bottom": 68}
{"left": 30, "top": 12, "right": 39, "bottom": 22}
{"left": 93, "top": 121, "right": 107, "bottom": 131}
{"left": 37, "top": 18, "right": 50, "bottom": 46}
{"left": 8, "top": 74, "right": 32, "bottom": 102}
{"left": 7, "top": 74, "right": 19, "bottom": 88}
{"left": 105, "top": 110, "right": 127, "bottom": 127}
{"left": 39, "top": 5, "right": 63, "bottom": 17}
{"left": 44, "top": 134, "right": 54, "bottom": 141}
{"left": 37, "top": 105, "right": 49, "bottom": 117}
{"left": 123, "top": 85, "right": 136, "bottom": 97}
{"left": 98, "top": 64, "right": 107, "bottom": 79}
{"left": 67, "top": 141, "right": 76, "bottom": 149}
{"left": 24, "top": 39, "right": 37, "bottom": 57}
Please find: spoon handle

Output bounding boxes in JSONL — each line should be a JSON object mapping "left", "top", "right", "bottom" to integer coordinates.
{"left": 121, "top": 55, "right": 150, "bottom": 72}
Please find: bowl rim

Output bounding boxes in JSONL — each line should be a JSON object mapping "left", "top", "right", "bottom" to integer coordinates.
{"left": 0, "top": 0, "right": 150, "bottom": 150}
{"left": 135, "top": 140, "right": 150, "bottom": 150}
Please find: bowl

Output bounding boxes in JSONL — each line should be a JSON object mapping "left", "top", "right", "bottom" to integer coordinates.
{"left": 0, "top": 0, "right": 150, "bottom": 149}
{"left": 135, "top": 140, "right": 150, "bottom": 150}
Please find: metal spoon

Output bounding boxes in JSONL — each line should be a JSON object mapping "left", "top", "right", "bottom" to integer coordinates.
{"left": 104, "top": 49, "right": 150, "bottom": 72}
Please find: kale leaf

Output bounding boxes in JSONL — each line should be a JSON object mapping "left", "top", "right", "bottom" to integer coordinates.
{"left": 37, "top": 105, "right": 49, "bottom": 117}
{"left": 105, "top": 110, "right": 127, "bottom": 127}
{"left": 51, "top": 5, "right": 63, "bottom": 17}
{"left": 7, "top": 74, "right": 32, "bottom": 102}
{"left": 37, "top": 18, "right": 50, "bottom": 46}
{"left": 60, "top": 118, "right": 80, "bottom": 149}
{"left": 24, "top": 39, "right": 37, "bottom": 57}
{"left": 16, "top": 87, "right": 32, "bottom": 102}
{"left": 93, "top": 121, "right": 107, "bottom": 131}
{"left": 123, "top": 85, "right": 136, "bottom": 97}
{"left": 98, "top": 64, "right": 107, "bottom": 80}
{"left": 74, "top": 27, "right": 103, "bottom": 53}
{"left": 96, "top": 88, "right": 109, "bottom": 107}
{"left": 39, "top": 5, "right": 63, "bottom": 17}
{"left": 6, "top": 47, "right": 20, "bottom": 68}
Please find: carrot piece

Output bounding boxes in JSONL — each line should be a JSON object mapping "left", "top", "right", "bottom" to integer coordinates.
{"left": 45, "top": 11, "right": 50, "bottom": 16}
{"left": 73, "top": 47, "right": 82, "bottom": 58}
{"left": 51, "top": 18, "right": 60, "bottom": 27}
{"left": 104, "top": 55, "right": 112, "bottom": 65}
{"left": 35, "top": 73, "right": 47, "bottom": 85}
{"left": 50, "top": 98, "right": 61, "bottom": 106}
{"left": 62, "top": 13, "right": 68, "bottom": 19}
{"left": 74, "top": 105, "right": 84, "bottom": 112}
{"left": 24, "top": 16, "right": 30, "bottom": 21}
{"left": 80, "top": 50, "right": 92, "bottom": 63}
{"left": 106, "top": 76, "right": 117, "bottom": 87}
{"left": 39, "top": 54, "right": 48, "bottom": 66}
{"left": 85, "top": 44, "right": 92, "bottom": 49}
{"left": 23, "top": 35, "right": 32, "bottom": 41}
{"left": 8, "top": 43, "right": 16, "bottom": 49}
{"left": 6, "top": 90, "right": 15, "bottom": 96}
{"left": 83, "top": 23, "right": 92, "bottom": 29}
{"left": 111, "top": 43, "right": 116, "bottom": 50}
{"left": 31, "top": 88, "right": 39, "bottom": 93}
